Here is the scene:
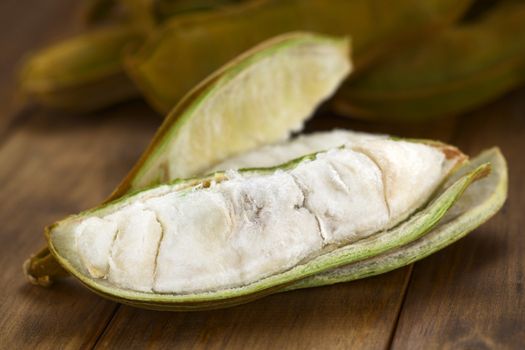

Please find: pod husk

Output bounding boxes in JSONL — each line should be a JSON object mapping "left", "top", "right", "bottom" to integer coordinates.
{"left": 106, "top": 32, "right": 506, "bottom": 300}
{"left": 18, "top": 25, "right": 142, "bottom": 112}
{"left": 111, "top": 32, "right": 351, "bottom": 196}
{"left": 334, "top": 1, "right": 525, "bottom": 122}
{"left": 23, "top": 31, "right": 507, "bottom": 310}
{"left": 126, "top": 0, "right": 473, "bottom": 113}
{"left": 287, "top": 147, "right": 507, "bottom": 290}
{"left": 46, "top": 145, "right": 492, "bottom": 311}
{"left": 25, "top": 145, "right": 507, "bottom": 309}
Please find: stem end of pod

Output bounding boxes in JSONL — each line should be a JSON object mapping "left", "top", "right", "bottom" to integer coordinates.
{"left": 23, "top": 246, "right": 68, "bottom": 287}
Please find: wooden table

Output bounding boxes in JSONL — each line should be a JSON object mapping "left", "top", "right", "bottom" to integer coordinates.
{"left": 1, "top": 2, "right": 523, "bottom": 349}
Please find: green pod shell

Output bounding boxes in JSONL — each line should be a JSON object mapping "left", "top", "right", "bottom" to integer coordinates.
{"left": 108, "top": 33, "right": 505, "bottom": 300}
{"left": 334, "top": 1, "right": 525, "bottom": 122}
{"left": 112, "top": 32, "right": 351, "bottom": 195}
{"left": 45, "top": 144, "right": 491, "bottom": 311}
{"left": 18, "top": 26, "right": 142, "bottom": 112}
{"left": 24, "top": 31, "right": 352, "bottom": 289}
{"left": 126, "top": 0, "right": 473, "bottom": 113}
{"left": 287, "top": 147, "right": 507, "bottom": 290}
{"left": 23, "top": 32, "right": 507, "bottom": 310}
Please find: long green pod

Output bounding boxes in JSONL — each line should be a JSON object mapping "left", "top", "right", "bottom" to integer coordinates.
{"left": 24, "top": 32, "right": 351, "bottom": 288}
{"left": 287, "top": 148, "right": 507, "bottom": 290}
{"left": 334, "top": 1, "right": 525, "bottom": 122}
{"left": 18, "top": 26, "right": 142, "bottom": 112}
{"left": 126, "top": 0, "right": 472, "bottom": 113}
{"left": 41, "top": 147, "right": 489, "bottom": 311}
{"left": 200, "top": 135, "right": 506, "bottom": 292}
{"left": 23, "top": 32, "right": 507, "bottom": 310}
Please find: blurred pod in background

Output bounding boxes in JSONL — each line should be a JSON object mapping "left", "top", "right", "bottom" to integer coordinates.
{"left": 18, "top": 0, "right": 472, "bottom": 114}
{"left": 83, "top": 0, "right": 248, "bottom": 25}
{"left": 17, "top": 0, "right": 248, "bottom": 112}
{"left": 125, "top": 0, "right": 473, "bottom": 113}
{"left": 18, "top": 26, "right": 142, "bottom": 112}
{"left": 334, "top": 0, "right": 525, "bottom": 122}
{"left": 153, "top": 0, "right": 248, "bottom": 22}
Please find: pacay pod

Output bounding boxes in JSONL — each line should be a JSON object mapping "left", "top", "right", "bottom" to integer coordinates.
{"left": 25, "top": 33, "right": 507, "bottom": 310}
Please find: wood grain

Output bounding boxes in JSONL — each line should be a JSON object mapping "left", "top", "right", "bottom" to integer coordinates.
{"left": 0, "top": 3, "right": 522, "bottom": 348}
{"left": 391, "top": 89, "right": 525, "bottom": 349}
{"left": 0, "top": 102, "right": 159, "bottom": 349}
{"left": 96, "top": 269, "right": 409, "bottom": 350}
{"left": 0, "top": 0, "right": 84, "bottom": 135}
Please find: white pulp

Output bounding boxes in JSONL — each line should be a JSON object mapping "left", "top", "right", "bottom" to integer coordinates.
{"left": 71, "top": 131, "right": 458, "bottom": 294}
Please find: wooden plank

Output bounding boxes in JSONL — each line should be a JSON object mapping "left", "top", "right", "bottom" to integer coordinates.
{"left": 94, "top": 114, "right": 458, "bottom": 349}
{"left": 0, "top": 102, "right": 159, "bottom": 349}
{"left": 391, "top": 88, "right": 525, "bottom": 349}
{"left": 96, "top": 269, "right": 408, "bottom": 350}
{"left": 0, "top": 0, "right": 83, "bottom": 135}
